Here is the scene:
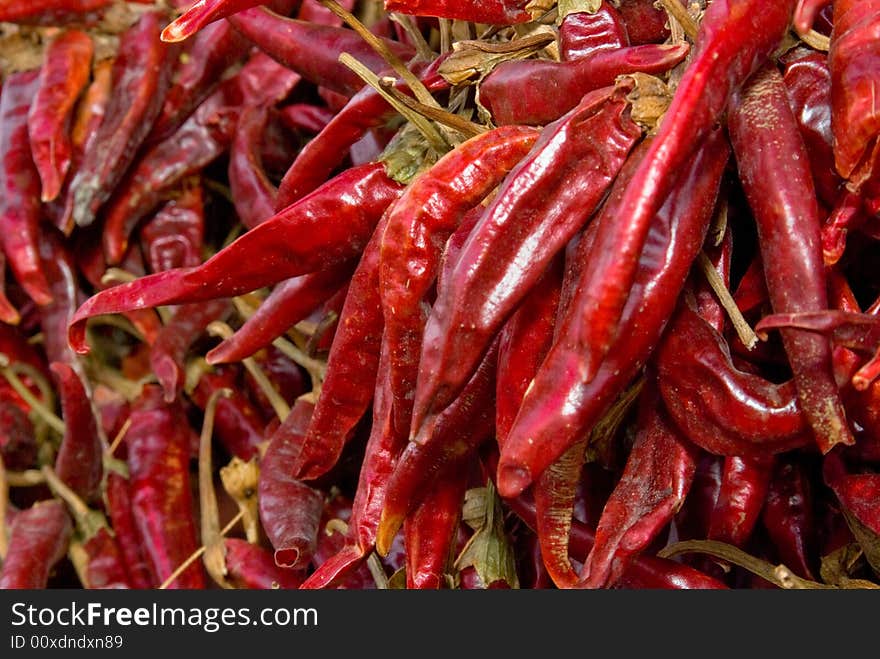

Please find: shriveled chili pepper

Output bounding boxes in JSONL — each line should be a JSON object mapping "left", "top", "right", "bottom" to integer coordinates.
{"left": 51, "top": 362, "right": 102, "bottom": 504}
{"left": 0, "top": 0, "right": 110, "bottom": 23}
{"left": 379, "top": 125, "right": 540, "bottom": 440}
{"left": 828, "top": 0, "right": 880, "bottom": 190}
{"left": 823, "top": 450, "right": 880, "bottom": 575}
{"left": 570, "top": 0, "right": 797, "bottom": 382}
{"left": 27, "top": 29, "right": 93, "bottom": 203}
{"left": 229, "top": 103, "right": 285, "bottom": 229}
{"left": 80, "top": 527, "right": 134, "bottom": 589}
{"left": 139, "top": 183, "right": 206, "bottom": 274}
{"left": 0, "top": 69, "right": 53, "bottom": 306}
{"left": 309, "top": 493, "right": 377, "bottom": 589}
{"left": 258, "top": 397, "right": 325, "bottom": 568}
{"left": 69, "top": 161, "right": 404, "bottom": 352}
{"left": 414, "top": 80, "right": 641, "bottom": 440}
{"left": 223, "top": 538, "right": 306, "bottom": 589}
{"left": 616, "top": 0, "right": 671, "bottom": 45}
{"left": 69, "top": 11, "right": 177, "bottom": 229}
{"left": 37, "top": 231, "right": 85, "bottom": 373}
{"left": 126, "top": 384, "right": 206, "bottom": 588}
{"left": 0, "top": 499, "right": 72, "bottom": 589}
{"left": 383, "top": 0, "right": 531, "bottom": 24}
{"left": 761, "top": 456, "right": 817, "bottom": 579}
{"left": 151, "top": 299, "right": 233, "bottom": 402}
{"left": 558, "top": 2, "right": 629, "bottom": 62}
{"left": 496, "top": 130, "right": 728, "bottom": 499}
{"left": 479, "top": 43, "right": 687, "bottom": 127}
{"left": 278, "top": 102, "right": 335, "bottom": 135}
{"left": 707, "top": 455, "right": 773, "bottom": 550}
{"left": 104, "top": 471, "right": 155, "bottom": 589}
{"left": 729, "top": 64, "right": 853, "bottom": 454}
{"left": 580, "top": 383, "right": 697, "bottom": 588}
{"left": 207, "top": 263, "right": 354, "bottom": 364}
{"left": 148, "top": 20, "right": 249, "bottom": 144}
{"left": 0, "top": 401, "right": 36, "bottom": 471}
{"left": 227, "top": 7, "right": 415, "bottom": 98}
{"left": 657, "top": 303, "right": 812, "bottom": 458}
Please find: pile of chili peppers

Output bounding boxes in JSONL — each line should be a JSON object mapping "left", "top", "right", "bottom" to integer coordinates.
{"left": 0, "top": 0, "right": 879, "bottom": 591}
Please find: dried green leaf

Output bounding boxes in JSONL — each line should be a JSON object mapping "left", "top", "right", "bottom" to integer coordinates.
{"left": 454, "top": 483, "right": 519, "bottom": 588}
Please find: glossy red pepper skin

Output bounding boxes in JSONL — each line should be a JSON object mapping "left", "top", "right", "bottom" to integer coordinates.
{"left": 126, "top": 385, "right": 206, "bottom": 589}
{"left": 480, "top": 43, "right": 688, "bottom": 127}
{"left": 104, "top": 471, "right": 154, "bottom": 589}
{"left": 762, "top": 457, "right": 817, "bottom": 579}
{"left": 27, "top": 29, "right": 93, "bottom": 203}
{"left": 707, "top": 455, "right": 773, "bottom": 549}
{"left": 0, "top": 500, "right": 72, "bottom": 589}
{"left": 729, "top": 64, "right": 853, "bottom": 454}
{"left": 223, "top": 538, "right": 306, "bottom": 589}
{"left": 51, "top": 362, "right": 103, "bottom": 504}
{"left": 384, "top": 0, "right": 530, "bottom": 24}
{"left": 823, "top": 451, "right": 880, "bottom": 574}
{"left": 413, "top": 82, "right": 641, "bottom": 438}
{"left": 228, "top": 7, "right": 415, "bottom": 98}
{"left": 139, "top": 183, "right": 206, "bottom": 274}
{"left": 70, "top": 11, "right": 177, "bottom": 229}
{"left": 571, "top": 0, "right": 798, "bottom": 381}
{"left": 37, "top": 232, "right": 85, "bottom": 375}
{"left": 497, "top": 131, "right": 729, "bottom": 499}
{"left": 379, "top": 125, "right": 540, "bottom": 441}
{"left": 207, "top": 263, "right": 353, "bottom": 364}
{"left": 559, "top": 4, "right": 629, "bottom": 61}
{"left": 0, "top": 69, "right": 53, "bottom": 306}
{"left": 0, "top": 0, "right": 110, "bottom": 23}
{"left": 829, "top": 0, "right": 880, "bottom": 189}
{"left": 229, "top": 103, "right": 284, "bottom": 229}
{"left": 68, "top": 162, "right": 404, "bottom": 352}
{"left": 581, "top": 385, "right": 697, "bottom": 589}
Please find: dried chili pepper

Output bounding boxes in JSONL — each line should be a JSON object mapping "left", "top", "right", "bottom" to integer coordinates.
{"left": 0, "top": 69, "right": 53, "bottom": 306}
{"left": 616, "top": 0, "right": 670, "bottom": 45}
{"left": 162, "top": 0, "right": 302, "bottom": 42}
{"left": 707, "top": 456, "right": 773, "bottom": 550}
{"left": 0, "top": 0, "right": 110, "bottom": 23}
{"left": 139, "top": 183, "right": 206, "bottom": 274}
{"left": 229, "top": 103, "right": 284, "bottom": 229}
{"left": 27, "top": 29, "right": 94, "bottom": 203}
{"left": 0, "top": 401, "right": 36, "bottom": 471}
{"left": 104, "top": 471, "right": 155, "bottom": 589}
{"left": 414, "top": 81, "right": 641, "bottom": 439}
{"left": 37, "top": 231, "right": 85, "bottom": 373}
{"left": 558, "top": 2, "right": 629, "bottom": 61}
{"left": 383, "top": 0, "right": 531, "bottom": 25}
{"left": 0, "top": 500, "right": 72, "bottom": 589}
{"left": 762, "top": 456, "right": 817, "bottom": 579}
{"left": 223, "top": 538, "right": 306, "bottom": 589}
{"left": 80, "top": 527, "right": 133, "bottom": 589}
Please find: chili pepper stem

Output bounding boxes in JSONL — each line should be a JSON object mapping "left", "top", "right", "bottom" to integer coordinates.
{"left": 199, "top": 388, "right": 234, "bottom": 589}
{"left": 0, "top": 354, "right": 65, "bottom": 434}
{"left": 40, "top": 465, "right": 106, "bottom": 540}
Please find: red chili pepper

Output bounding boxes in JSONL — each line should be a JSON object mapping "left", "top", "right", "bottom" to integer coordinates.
{"left": 223, "top": 538, "right": 306, "bottom": 589}
{"left": 0, "top": 253, "right": 20, "bottom": 325}
{"left": 104, "top": 471, "right": 154, "bottom": 589}
{"left": 278, "top": 102, "right": 335, "bottom": 135}
{"left": 761, "top": 457, "right": 817, "bottom": 579}
{"left": 828, "top": 0, "right": 880, "bottom": 189}
{"left": 0, "top": 0, "right": 110, "bottom": 23}
{"left": 656, "top": 304, "right": 812, "bottom": 457}
{"left": 823, "top": 450, "right": 880, "bottom": 574}
{"left": 616, "top": 0, "right": 671, "bottom": 45}
{"left": 206, "top": 263, "right": 354, "bottom": 364}
{"left": 126, "top": 384, "right": 206, "bottom": 588}
{"left": 707, "top": 455, "right": 773, "bottom": 550}
{"left": 229, "top": 103, "right": 285, "bottom": 229}
{"left": 50, "top": 362, "right": 103, "bottom": 504}
{"left": 580, "top": 384, "right": 697, "bottom": 589}
{"left": 379, "top": 125, "right": 540, "bottom": 440}
{"left": 383, "top": 0, "right": 531, "bottom": 25}
{"left": 258, "top": 398, "right": 325, "bottom": 568}
{"left": 496, "top": 129, "right": 728, "bottom": 499}
{"left": 0, "top": 500, "right": 72, "bottom": 589}
{"left": 558, "top": 3, "right": 629, "bottom": 61}
{"left": 162, "top": 0, "right": 302, "bottom": 42}
{"left": 675, "top": 453, "right": 724, "bottom": 544}
{"left": 479, "top": 43, "right": 687, "bottom": 127}
{"left": 36, "top": 231, "right": 85, "bottom": 373}
{"left": 227, "top": 7, "right": 415, "bottom": 98}
{"left": 27, "top": 29, "right": 93, "bottom": 203}
{"left": 0, "top": 401, "right": 36, "bottom": 471}
{"left": 309, "top": 493, "right": 378, "bottom": 589}
{"left": 68, "top": 161, "right": 404, "bottom": 352}
{"left": 81, "top": 527, "right": 134, "bottom": 589}
{"left": 414, "top": 81, "right": 641, "bottom": 444}
{"left": 729, "top": 64, "right": 853, "bottom": 454}
{"left": 570, "top": 0, "right": 797, "bottom": 382}
{"left": 69, "top": 11, "right": 178, "bottom": 229}
{"left": 0, "top": 69, "right": 53, "bottom": 306}
{"left": 139, "top": 183, "right": 206, "bottom": 274}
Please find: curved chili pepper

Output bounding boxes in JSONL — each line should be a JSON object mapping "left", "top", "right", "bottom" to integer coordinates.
{"left": 229, "top": 103, "right": 283, "bottom": 229}
{"left": 729, "top": 64, "right": 853, "bottom": 454}
{"left": 0, "top": 0, "right": 110, "bottom": 23}
{"left": 384, "top": 0, "right": 530, "bottom": 24}
{"left": 0, "top": 69, "right": 53, "bottom": 306}
{"left": 657, "top": 304, "right": 812, "bottom": 457}
{"left": 207, "top": 263, "right": 354, "bottom": 364}
{"left": 581, "top": 384, "right": 697, "bottom": 589}
{"left": 223, "top": 538, "right": 306, "bottom": 589}
{"left": 496, "top": 130, "right": 728, "bottom": 499}
{"left": 227, "top": 7, "right": 415, "bottom": 98}
{"left": 675, "top": 453, "right": 724, "bottom": 544}
{"left": 126, "top": 384, "right": 206, "bottom": 589}
{"left": 51, "top": 362, "right": 102, "bottom": 504}
{"left": 707, "top": 455, "right": 773, "bottom": 550}
{"left": 761, "top": 457, "right": 817, "bottom": 579}
{"left": 479, "top": 43, "right": 688, "bottom": 127}
{"left": 161, "top": 0, "right": 302, "bottom": 42}
{"left": 68, "top": 161, "right": 404, "bottom": 352}
{"left": 558, "top": 3, "right": 628, "bottom": 62}
{"left": 139, "top": 183, "right": 206, "bottom": 274}
{"left": 81, "top": 527, "right": 133, "bottom": 589}
{"left": 570, "top": 0, "right": 797, "bottom": 382}
{"left": 104, "top": 471, "right": 155, "bottom": 589}
{"left": 0, "top": 500, "right": 72, "bottom": 589}
{"left": 148, "top": 20, "right": 249, "bottom": 144}
{"left": 828, "top": 0, "right": 880, "bottom": 188}
{"left": 37, "top": 231, "right": 84, "bottom": 373}
{"left": 309, "top": 494, "right": 377, "bottom": 590}
{"left": 27, "top": 29, "right": 93, "bottom": 203}
{"left": 275, "top": 57, "right": 449, "bottom": 209}
{"left": 823, "top": 451, "right": 880, "bottom": 574}
{"left": 414, "top": 81, "right": 641, "bottom": 441}
{"left": 379, "top": 125, "right": 540, "bottom": 440}
{"left": 69, "top": 11, "right": 177, "bottom": 228}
